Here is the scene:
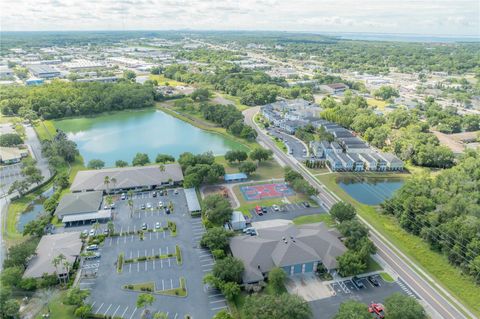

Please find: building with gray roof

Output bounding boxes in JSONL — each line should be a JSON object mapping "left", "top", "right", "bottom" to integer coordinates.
{"left": 229, "top": 222, "right": 346, "bottom": 283}
{"left": 23, "top": 232, "right": 82, "bottom": 279}
{"left": 71, "top": 163, "right": 184, "bottom": 193}
{"left": 54, "top": 191, "right": 110, "bottom": 225}
{"left": 27, "top": 64, "right": 60, "bottom": 79}
{"left": 184, "top": 188, "right": 201, "bottom": 213}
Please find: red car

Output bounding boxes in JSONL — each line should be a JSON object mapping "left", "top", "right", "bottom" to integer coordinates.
{"left": 255, "top": 206, "right": 263, "bottom": 216}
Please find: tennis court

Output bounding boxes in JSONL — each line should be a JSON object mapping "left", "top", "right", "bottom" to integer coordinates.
{"left": 240, "top": 183, "right": 295, "bottom": 201}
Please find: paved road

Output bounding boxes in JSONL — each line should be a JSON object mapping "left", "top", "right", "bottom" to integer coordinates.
{"left": 243, "top": 106, "right": 473, "bottom": 319}
{"left": 24, "top": 124, "right": 51, "bottom": 182}
{"left": 267, "top": 128, "right": 308, "bottom": 160}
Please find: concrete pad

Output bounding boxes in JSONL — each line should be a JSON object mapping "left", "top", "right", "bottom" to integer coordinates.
{"left": 251, "top": 218, "right": 293, "bottom": 230}
{"left": 286, "top": 273, "right": 333, "bottom": 301}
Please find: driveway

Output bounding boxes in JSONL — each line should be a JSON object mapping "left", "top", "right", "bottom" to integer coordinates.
{"left": 286, "top": 274, "right": 333, "bottom": 301}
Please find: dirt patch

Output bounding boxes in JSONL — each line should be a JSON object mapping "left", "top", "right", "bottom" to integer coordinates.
{"left": 285, "top": 274, "right": 333, "bottom": 301}
{"left": 201, "top": 185, "right": 236, "bottom": 206}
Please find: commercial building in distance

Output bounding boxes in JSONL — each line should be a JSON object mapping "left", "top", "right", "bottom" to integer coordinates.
{"left": 54, "top": 191, "right": 111, "bottom": 225}
{"left": 27, "top": 64, "right": 61, "bottom": 79}
{"left": 70, "top": 164, "right": 184, "bottom": 193}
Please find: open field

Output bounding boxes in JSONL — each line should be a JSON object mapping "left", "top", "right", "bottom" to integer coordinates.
{"left": 367, "top": 98, "right": 388, "bottom": 110}
{"left": 316, "top": 172, "right": 480, "bottom": 316}
{"left": 215, "top": 157, "right": 284, "bottom": 181}
{"left": 33, "top": 120, "right": 56, "bottom": 141}
{"left": 292, "top": 213, "right": 335, "bottom": 227}
{"left": 149, "top": 74, "right": 185, "bottom": 86}
{"left": 0, "top": 114, "right": 20, "bottom": 124}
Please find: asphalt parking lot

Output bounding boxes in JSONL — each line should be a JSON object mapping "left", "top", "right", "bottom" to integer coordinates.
{"left": 267, "top": 128, "right": 307, "bottom": 160}
{"left": 78, "top": 189, "right": 228, "bottom": 319}
{"left": 310, "top": 275, "right": 416, "bottom": 319}
{"left": 0, "top": 163, "right": 24, "bottom": 194}
{"left": 249, "top": 202, "right": 326, "bottom": 222}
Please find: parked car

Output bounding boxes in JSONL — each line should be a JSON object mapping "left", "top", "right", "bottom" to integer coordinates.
{"left": 103, "top": 205, "right": 109, "bottom": 210}
{"left": 121, "top": 193, "right": 126, "bottom": 200}
{"left": 158, "top": 201, "right": 164, "bottom": 208}
{"left": 85, "top": 252, "right": 101, "bottom": 260}
{"left": 89, "top": 229, "right": 95, "bottom": 236}
{"left": 142, "top": 223, "right": 148, "bottom": 230}
{"left": 86, "top": 244, "right": 98, "bottom": 251}
{"left": 352, "top": 276, "right": 365, "bottom": 289}
{"left": 152, "top": 191, "right": 157, "bottom": 197}
{"left": 174, "top": 189, "right": 179, "bottom": 195}
{"left": 103, "top": 229, "right": 109, "bottom": 235}
{"left": 255, "top": 206, "right": 263, "bottom": 216}
{"left": 140, "top": 204, "right": 146, "bottom": 210}
{"left": 165, "top": 208, "right": 171, "bottom": 215}
{"left": 146, "top": 202, "right": 152, "bottom": 209}
{"left": 368, "top": 276, "right": 380, "bottom": 287}
{"left": 303, "top": 201, "right": 310, "bottom": 207}
{"left": 155, "top": 222, "right": 161, "bottom": 229}
{"left": 261, "top": 207, "right": 268, "bottom": 214}
{"left": 110, "top": 203, "right": 115, "bottom": 209}
{"left": 272, "top": 204, "right": 280, "bottom": 211}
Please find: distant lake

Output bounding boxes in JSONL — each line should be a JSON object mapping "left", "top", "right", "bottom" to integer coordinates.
{"left": 337, "top": 176, "right": 404, "bottom": 205}
{"left": 327, "top": 32, "right": 479, "bottom": 43}
{"left": 54, "top": 109, "right": 248, "bottom": 167}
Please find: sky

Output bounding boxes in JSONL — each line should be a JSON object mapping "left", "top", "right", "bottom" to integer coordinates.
{"left": 1, "top": 0, "right": 479, "bottom": 36}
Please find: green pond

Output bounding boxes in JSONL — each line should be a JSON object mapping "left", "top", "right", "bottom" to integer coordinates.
{"left": 54, "top": 109, "right": 248, "bottom": 167}
{"left": 337, "top": 176, "right": 404, "bottom": 205}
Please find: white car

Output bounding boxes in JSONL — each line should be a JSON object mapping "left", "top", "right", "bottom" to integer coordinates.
{"left": 146, "top": 202, "right": 152, "bottom": 209}
{"left": 272, "top": 204, "right": 280, "bottom": 211}
{"left": 174, "top": 189, "right": 179, "bottom": 195}
{"left": 158, "top": 201, "right": 164, "bottom": 208}
{"left": 120, "top": 193, "right": 126, "bottom": 200}
{"left": 89, "top": 229, "right": 95, "bottom": 236}
{"left": 155, "top": 222, "right": 161, "bottom": 229}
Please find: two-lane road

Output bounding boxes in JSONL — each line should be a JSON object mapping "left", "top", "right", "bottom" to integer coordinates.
{"left": 244, "top": 106, "right": 473, "bottom": 319}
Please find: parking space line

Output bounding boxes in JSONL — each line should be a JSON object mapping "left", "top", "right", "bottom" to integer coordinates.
{"left": 137, "top": 262, "right": 139, "bottom": 272}
{"left": 129, "top": 307, "right": 137, "bottom": 319}
{"left": 209, "top": 294, "right": 223, "bottom": 298}
{"left": 129, "top": 263, "right": 132, "bottom": 273}
{"left": 210, "top": 299, "right": 226, "bottom": 304}
{"left": 120, "top": 306, "right": 128, "bottom": 318}
{"left": 211, "top": 306, "right": 228, "bottom": 311}
{"left": 203, "top": 268, "right": 212, "bottom": 272}
{"left": 162, "top": 280, "right": 165, "bottom": 290}
{"left": 103, "top": 304, "right": 112, "bottom": 316}
{"left": 91, "top": 301, "right": 96, "bottom": 307}
{"left": 174, "top": 313, "right": 178, "bottom": 319}
{"left": 168, "top": 258, "right": 171, "bottom": 267}
{"left": 170, "top": 278, "right": 173, "bottom": 289}
{"left": 95, "top": 303, "right": 104, "bottom": 314}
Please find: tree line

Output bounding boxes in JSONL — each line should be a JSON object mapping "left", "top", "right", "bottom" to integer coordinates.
{"left": 382, "top": 150, "right": 480, "bottom": 283}
{"left": 0, "top": 80, "right": 155, "bottom": 119}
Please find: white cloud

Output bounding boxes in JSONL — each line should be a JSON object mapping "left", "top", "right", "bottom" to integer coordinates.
{"left": 0, "top": 0, "right": 478, "bottom": 35}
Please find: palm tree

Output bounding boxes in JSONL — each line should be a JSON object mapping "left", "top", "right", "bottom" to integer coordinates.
{"left": 52, "top": 256, "right": 61, "bottom": 281}
{"left": 111, "top": 177, "right": 117, "bottom": 192}
{"left": 103, "top": 176, "right": 110, "bottom": 194}
{"left": 63, "top": 260, "right": 72, "bottom": 283}
{"left": 128, "top": 199, "right": 134, "bottom": 219}
{"left": 107, "top": 221, "right": 115, "bottom": 236}
{"left": 56, "top": 253, "right": 66, "bottom": 283}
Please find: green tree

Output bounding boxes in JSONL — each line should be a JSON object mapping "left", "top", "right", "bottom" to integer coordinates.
{"left": 200, "top": 227, "right": 233, "bottom": 251}
{"left": 238, "top": 161, "right": 257, "bottom": 176}
{"left": 155, "top": 154, "right": 175, "bottom": 163}
{"left": 224, "top": 150, "right": 248, "bottom": 163}
{"left": 132, "top": 153, "right": 150, "bottom": 166}
{"left": 2, "top": 299, "right": 20, "bottom": 319}
{"left": 136, "top": 293, "right": 155, "bottom": 310}
{"left": 268, "top": 267, "right": 287, "bottom": 294}
{"left": 220, "top": 281, "right": 241, "bottom": 301}
{"left": 333, "top": 300, "right": 370, "bottom": 319}
{"left": 3, "top": 240, "right": 37, "bottom": 269}
{"left": 202, "top": 194, "right": 232, "bottom": 225}
{"left": 115, "top": 160, "right": 128, "bottom": 167}
{"left": 87, "top": 159, "right": 105, "bottom": 169}
{"left": 8, "top": 179, "right": 30, "bottom": 196}
{"left": 243, "top": 294, "right": 312, "bottom": 319}
{"left": 0, "top": 133, "right": 23, "bottom": 147}
{"left": 64, "top": 287, "right": 90, "bottom": 306}
{"left": 384, "top": 293, "right": 426, "bottom": 319}
{"left": 330, "top": 202, "right": 356, "bottom": 223}
{"left": 191, "top": 88, "right": 210, "bottom": 101}
{"left": 213, "top": 310, "right": 234, "bottom": 319}
{"left": 123, "top": 70, "right": 136, "bottom": 81}
{"left": 250, "top": 148, "right": 273, "bottom": 164}
{"left": 74, "top": 305, "right": 92, "bottom": 319}
{"left": 0, "top": 266, "right": 23, "bottom": 287}
{"left": 373, "top": 86, "right": 399, "bottom": 100}
{"left": 336, "top": 251, "right": 366, "bottom": 277}
{"left": 212, "top": 256, "right": 244, "bottom": 283}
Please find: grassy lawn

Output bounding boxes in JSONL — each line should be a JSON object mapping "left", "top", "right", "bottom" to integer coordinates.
{"left": 149, "top": 74, "right": 184, "bottom": 86}
{"left": 367, "top": 98, "right": 388, "bottom": 110}
{"left": 292, "top": 213, "right": 335, "bottom": 227}
{"left": 123, "top": 281, "right": 155, "bottom": 292}
{"left": 34, "top": 290, "right": 76, "bottom": 319}
{"left": 316, "top": 173, "right": 480, "bottom": 316}
{"left": 0, "top": 114, "right": 20, "bottom": 124}
{"left": 156, "top": 103, "right": 253, "bottom": 151}
{"left": 380, "top": 272, "right": 395, "bottom": 283}
{"left": 214, "top": 92, "right": 249, "bottom": 111}
{"left": 33, "top": 120, "right": 56, "bottom": 141}
{"left": 366, "top": 257, "right": 383, "bottom": 272}
{"left": 306, "top": 167, "right": 330, "bottom": 175}
{"left": 215, "top": 156, "right": 284, "bottom": 181}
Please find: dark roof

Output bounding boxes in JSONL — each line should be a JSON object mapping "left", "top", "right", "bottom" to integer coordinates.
{"left": 55, "top": 191, "right": 103, "bottom": 218}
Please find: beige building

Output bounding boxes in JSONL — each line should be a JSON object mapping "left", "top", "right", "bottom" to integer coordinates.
{"left": 0, "top": 147, "right": 28, "bottom": 164}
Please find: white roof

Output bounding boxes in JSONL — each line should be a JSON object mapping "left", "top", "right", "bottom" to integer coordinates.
{"left": 184, "top": 188, "right": 201, "bottom": 212}
{"left": 62, "top": 209, "right": 112, "bottom": 223}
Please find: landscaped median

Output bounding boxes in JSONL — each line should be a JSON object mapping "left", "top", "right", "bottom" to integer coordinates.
{"left": 117, "top": 245, "right": 182, "bottom": 273}
{"left": 316, "top": 172, "right": 480, "bottom": 317}
{"left": 122, "top": 278, "right": 187, "bottom": 297}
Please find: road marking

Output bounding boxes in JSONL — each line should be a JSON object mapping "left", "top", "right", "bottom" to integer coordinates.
{"left": 162, "top": 279, "right": 165, "bottom": 290}
{"left": 129, "top": 307, "right": 137, "bottom": 319}
{"left": 91, "top": 301, "right": 96, "bottom": 307}
{"left": 170, "top": 278, "right": 173, "bottom": 289}
{"left": 120, "top": 306, "right": 128, "bottom": 318}
{"left": 210, "top": 300, "right": 226, "bottom": 304}
{"left": 209, "top": 293, "right": 223, "bottom": 298}
{"left": 153, "top": 259, "right": 155, "bottom": 270}
{"left": 211, "top": 306, "right": 228, "bottom": 311}
{"left": 137, "top": 262, "right": 139, "bottom": 272}
{"left": 103, "top": 304, "right": 112, "bottom": 316}
{"left": 203, "top": 268, "right": 212, "bottom": 272}
{"left": 168, "top": 258, "right": 171, "bottom": 267}
{"left": 95, "top": 303, "right": 104, "bottom": 314}
{"left": 174, "top": 313, "right": 178, "bottom": 319}
{"left": 129, "top": 263, "right": 131, "bottom": 273}
{"left": 160, "top": 259, "right": 163, "bottom": 268}
{"left": 202, "top": 263, "right": 214, "bottom": 267}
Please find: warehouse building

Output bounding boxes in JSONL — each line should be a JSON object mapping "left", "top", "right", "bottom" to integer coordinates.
{"left": 27, "top": 64, "right": 61, "bottom": 79}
